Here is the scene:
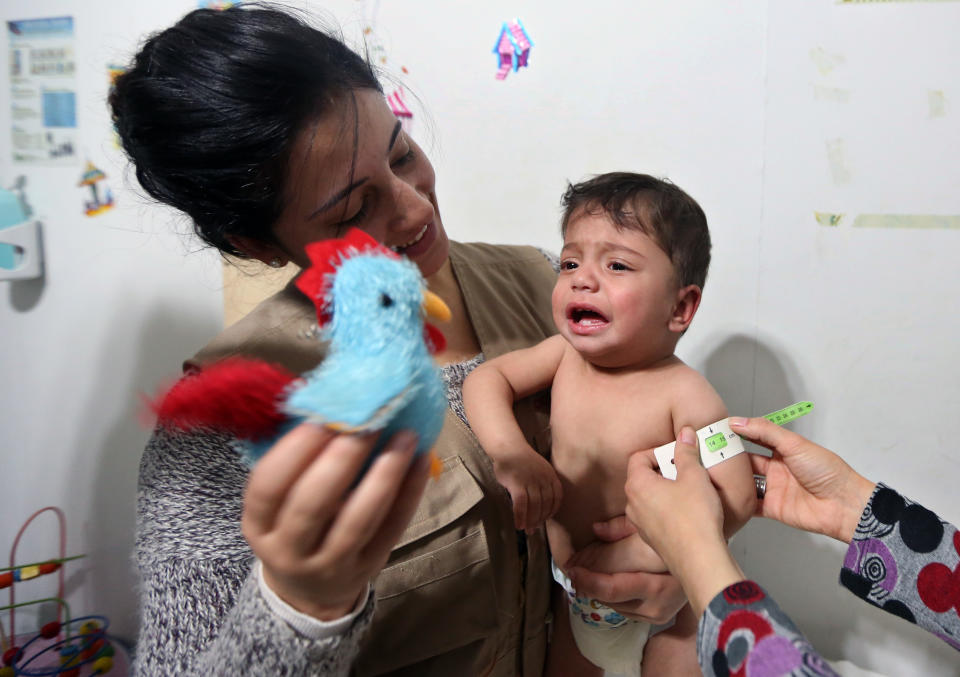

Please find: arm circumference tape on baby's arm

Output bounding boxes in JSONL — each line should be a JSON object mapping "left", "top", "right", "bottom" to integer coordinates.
{"left": 654, "top": 418, "right": 744, "bottom": 480}
{"left": 653, "top": 402, "right": 814, "bottom": 479}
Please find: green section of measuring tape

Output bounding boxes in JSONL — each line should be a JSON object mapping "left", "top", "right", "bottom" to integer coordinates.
{"left": 763, "top": 401, "right": 814, "bottom": 426}
{"left": 705, "top": 432, "right": 728, "bottom": 452}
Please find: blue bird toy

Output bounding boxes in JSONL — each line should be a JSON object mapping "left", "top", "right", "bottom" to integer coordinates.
{"left": 152, "top": 228, "right": 450, "bottom": 476}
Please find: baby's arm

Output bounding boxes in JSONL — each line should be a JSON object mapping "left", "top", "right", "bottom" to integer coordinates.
{"left": 671, "top": 371, "right": 757, "bottom": 538}
{"left": 463, "top": 334, "right": 567, "bottom": 532}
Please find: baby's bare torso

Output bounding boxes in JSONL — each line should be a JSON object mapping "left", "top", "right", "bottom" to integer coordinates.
{"left": 546, "top": 349, "right": 689, "bottom": 567}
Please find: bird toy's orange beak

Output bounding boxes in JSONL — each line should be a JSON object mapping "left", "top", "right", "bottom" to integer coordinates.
{"left": 422, "top": 290, "right": 451, "bottom": 323}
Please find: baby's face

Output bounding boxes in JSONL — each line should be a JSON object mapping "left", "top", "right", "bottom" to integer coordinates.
{"left": 552, "top": 213, "right": 681, "bottom": 368}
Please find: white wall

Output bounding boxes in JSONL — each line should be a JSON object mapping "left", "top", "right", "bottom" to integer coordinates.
{"left": 740, "top": 3, "right": 960, "bottom": 673}
{"left": 1, "top": 1, "right": 957, "bottom": 674}
{"left": 0, "top": 0, "right": 224, "bottom": 645}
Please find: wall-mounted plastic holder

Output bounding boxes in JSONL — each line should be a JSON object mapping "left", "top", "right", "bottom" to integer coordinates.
{"left": 0, "top": 220, "right": 43, "bottom": 281}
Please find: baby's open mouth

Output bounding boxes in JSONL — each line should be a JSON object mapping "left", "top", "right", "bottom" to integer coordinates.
{"left": 569, "top": 307, "right": 608, "bottom": 325}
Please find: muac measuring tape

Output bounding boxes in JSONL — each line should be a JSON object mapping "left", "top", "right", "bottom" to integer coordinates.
{"left": 654, "top": 401, "right": 814, "bottom": 479}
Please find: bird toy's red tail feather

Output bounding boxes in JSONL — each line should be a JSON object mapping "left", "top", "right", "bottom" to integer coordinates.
{"left": 148, "top": 358, "right": 299, "bottom": 439}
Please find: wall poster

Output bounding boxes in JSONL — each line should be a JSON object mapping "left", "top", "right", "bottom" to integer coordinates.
{"left": 8, "top": 16, "right": 77, "bottom": 164}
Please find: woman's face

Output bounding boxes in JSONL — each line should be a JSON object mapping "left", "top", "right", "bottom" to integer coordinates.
{"left": 268, "top": 89, "right": 449, "bottom": 278}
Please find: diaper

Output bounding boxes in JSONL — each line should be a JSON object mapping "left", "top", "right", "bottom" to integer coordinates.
{"left": 552, "top": 560, "right": 651, "bottom": 677}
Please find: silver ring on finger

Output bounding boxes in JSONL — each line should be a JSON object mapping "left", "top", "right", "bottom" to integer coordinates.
{"left": 753, "top": 474, "right": 767, "bottom": 500}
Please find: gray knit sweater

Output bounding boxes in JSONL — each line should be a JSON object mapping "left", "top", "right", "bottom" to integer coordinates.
{"left": 133, "top": 357, "right": 482, "bottom": 676}
{"left": 133, "top": 250, "right": 559, "bottom": 675}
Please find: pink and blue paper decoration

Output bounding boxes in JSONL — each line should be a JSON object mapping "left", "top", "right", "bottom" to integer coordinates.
{"left": 493, "top": 19, "right": 532, "bottom": 80}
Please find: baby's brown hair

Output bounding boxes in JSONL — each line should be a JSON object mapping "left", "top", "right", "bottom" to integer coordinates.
{"left": 560, "top": 172, "right": 711, "bottom": 290}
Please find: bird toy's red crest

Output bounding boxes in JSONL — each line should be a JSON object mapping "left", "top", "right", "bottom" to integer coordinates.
{"left": 296, "top": 228, "right": 399, "bottom": 326}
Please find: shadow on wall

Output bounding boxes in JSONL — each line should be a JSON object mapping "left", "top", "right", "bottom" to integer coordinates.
{"left": 702, "top": 335, "right": 857, "bottom": 650}
{"left": 67, "top": 299, "right": 220, "bottom": 643}
{"left": 702, "top": 333, "right": 866, "bottom": 660}
{"left": 8, "top": 274, "right": 45, "bottom": 311}
{"left": 700, "top": 331, "right": 802, "bottom": 424}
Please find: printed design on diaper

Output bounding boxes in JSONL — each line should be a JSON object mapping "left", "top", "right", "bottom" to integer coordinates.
{"left": 565, "top": 589, "right": 629, "bottom": 628}
{"left": 551, "top": 560, "right": 629, "bottom": 628}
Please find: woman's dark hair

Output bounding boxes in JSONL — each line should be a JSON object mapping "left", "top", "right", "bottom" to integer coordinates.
{"left": 109, "top": 5, "right": 381, "bottom": 257}
{"left": 560, "top": 172, "right": 711, "bottom": 290}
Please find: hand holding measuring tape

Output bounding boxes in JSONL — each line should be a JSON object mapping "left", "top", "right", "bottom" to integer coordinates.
{"left": 653, "top": 402, "right": 815, "bottom": 492}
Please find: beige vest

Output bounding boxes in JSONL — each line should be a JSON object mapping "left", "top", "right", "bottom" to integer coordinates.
{"left": 189, "top": 241, "right": 558, "bottom": 676}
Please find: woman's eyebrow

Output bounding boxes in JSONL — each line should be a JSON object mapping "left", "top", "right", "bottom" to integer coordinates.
{"left": 387, "top": 120, "right": 402, "bottom": 152}
{"left": 306, "top": 121, "right": 403, "bottom": 221}
{"left": 307, "top": 177, "right": 368, "bottom": 220}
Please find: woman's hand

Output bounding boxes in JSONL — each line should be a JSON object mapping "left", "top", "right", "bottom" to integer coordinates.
{"left": 566, "top": 563, "right": 687, "bottom": 625}
{"left": 729, "top": 416, "right": 876, "bottom": 543}
{"left": 242, "top": 424, "right": 430, "bottom": 620}
{"left": 621, "top": 427, "right": 745, "bottom": 617}
{"left": 566, "top": 503, "right": 685, "bottom": 624}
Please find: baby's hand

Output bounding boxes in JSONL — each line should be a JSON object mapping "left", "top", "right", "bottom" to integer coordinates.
{"left": 565, "top": 517, "right": 668, "bottom": 574}
{"left": 491, "top": 448, "right": 562, "bottom": 533}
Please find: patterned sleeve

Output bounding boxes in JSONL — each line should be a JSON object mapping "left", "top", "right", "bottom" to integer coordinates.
{"left": 133, "top": 427, "right": 374, "bottom": 676}
{"left": 840, "top": 483, "right": 960, "bottom": 650}
{"left": 697, "top": 581, "right": 840, "bottom": 676}
{"left": 697, "top": 484, "right": 960, "bottom": 676}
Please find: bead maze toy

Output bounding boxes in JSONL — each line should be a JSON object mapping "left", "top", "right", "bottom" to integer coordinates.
{"left": 1, "top": 508, "right": 128, "bottom": 677}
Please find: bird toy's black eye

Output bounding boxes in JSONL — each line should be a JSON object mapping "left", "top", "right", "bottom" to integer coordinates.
{"left": 380, "top": 293, "right": 394, "bottom": 307}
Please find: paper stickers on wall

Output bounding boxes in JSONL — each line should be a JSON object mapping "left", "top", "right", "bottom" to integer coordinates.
{"left": 387, "top": 88, "right": 413, "bottom": 133}
{"left": 493, "top": 19, "right": 532, "bottom": 80}
{"left": 815, "top": 213, "right": 960, "bottom": 229}
{"left": 78, "top": 161, "right": 114, "bottom": 217}
{"left": 357, "top": 1, "right": 406, "bottom": 71}
{"left": 107, "top": 64, "right": 125, "bottom": 86}
{"left": 8, "top": 16, "right": 77, "bottom": 164}
{"left": 852, "top": 214, "right": 960, "bottom": 229}
{"left": 107, "top": 64, "right": 127, "bottom": 148}
{"left": 357, "top": 2, "right": 415, "bottom": 130}
{"left": 814, "top": 212, "right": 845, "bottom": 227}
{"left": 810, "top": 38, "right": 954, "bottom": 230}
{"left": 928, "top": 90, "right": 947, "bottom": 118}
{"left": 839, "top": 0, "right": 959, "bottom": 3}
{"left": 809, "top": 47, "right": 845, "bottom": 76}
